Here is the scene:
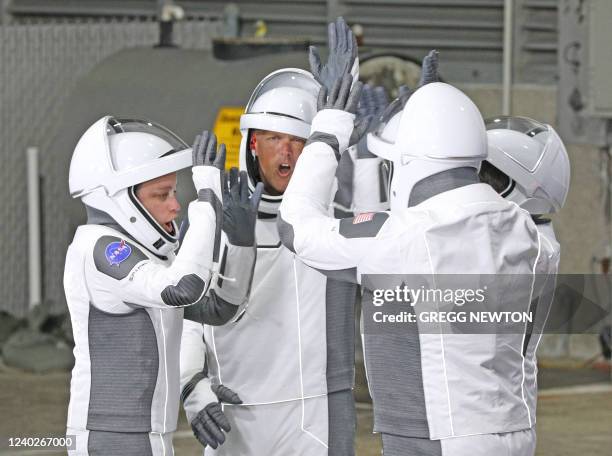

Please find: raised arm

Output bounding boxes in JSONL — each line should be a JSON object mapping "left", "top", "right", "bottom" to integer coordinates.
{"left": 278, "top": 75, "right": 391, "bottom": 281}
{"left": 184, "top": 168, "right": 263, "bottom": 325}
{"left": 93, "top": 132, "right": 261, "bottom": 316}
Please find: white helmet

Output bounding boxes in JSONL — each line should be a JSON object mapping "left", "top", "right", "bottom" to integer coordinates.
{"left": 69, "top": 116, "right": 192, "bottom": 256}
{"left": 239, "top": 68, "right": 320, "bottom": 214}
{"left": 483, "top": 116, "right": 570, "bottom": 214}
{"left": 367, "top": 82, "right": 487, "bottom": 210}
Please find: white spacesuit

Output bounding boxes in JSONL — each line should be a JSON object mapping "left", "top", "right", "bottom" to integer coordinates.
{"left": 278, "top": 81, "right": 556, "bottom": 455}
{"left": 180, "top": 68, "right": 370, "bottom": 456}
{"left": 481, "top": 115, "right": 571, "bottom": 418}
{"left": 64, "top": 118, "right": 256, "bottom": 455}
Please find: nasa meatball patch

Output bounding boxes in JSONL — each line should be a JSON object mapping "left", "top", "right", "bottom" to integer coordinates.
{"left": 94, "top": 236, "right": 147, "bottom": 280}
{"left": 105, "top": 239, "right": 132, "bottom": 266}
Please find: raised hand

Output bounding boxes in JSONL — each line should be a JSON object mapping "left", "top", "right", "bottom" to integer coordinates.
{"left": 317, "top": 73, "right": 363, "bottom": 113}
{"left": 309, "top": 17, "right": 358, "bottom": 91}
{"left": 192, "top": 130, "right": 226, "bottom": 170}
{"left": 418, "top": 49, "right": 440, "bottom": 88}
{"left": 221, "top": 168, "right": 264, "bottom": 247}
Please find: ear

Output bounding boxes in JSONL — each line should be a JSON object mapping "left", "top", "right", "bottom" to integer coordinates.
{"left": 250, "top": 133, "right": 257, "bottom": 156}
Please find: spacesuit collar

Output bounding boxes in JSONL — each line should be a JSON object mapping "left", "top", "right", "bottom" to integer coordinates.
{"left": 408, "top": 167, "right": 479, "bottom": 207}
{"left": 86, "top": 205, "right": 169, "bottom": 260}
{"left": 86, "top": 205, "right": 129, "bottom": 235}
{"left": 532, "top": 215, "right": 551, "bottom": 225}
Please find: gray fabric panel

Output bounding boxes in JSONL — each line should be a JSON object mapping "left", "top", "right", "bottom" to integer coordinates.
{"left": 339, "top": 212, "right": 389, "bottom": 239}
{"left": 316, "top": 266, "right": 359, "bottom": 284}
{"left": 334, "top": 207, "right": 353, "bottom": 219}
{"left": 356, "top": 137, "right": 376, "bottom": 159}
{"left": 523, "top": 297, "right": 538, "bottom": 357}
{"left": 325, "top": 279, "right": 358, "bottom": 393}
{"left": 334, "top": 151, "right": 354, "bottom": 209}
{"left": 86, "top": 206, "right": 128, "bottom": 237}
{"left": 379, "top": 161, "right": 389, "bottom": 203}
{"left": 183, "top": 289, "right": 238, "bottom": 326}
{"left": 328, "top": 389, "right": 356, "bottom": 456}
{"left": 197, "top": 188, "right": 223, "bottom": 262}
{"left": 93, "top": 236, "right": 148, "bottom": 281}
{"left": 178, "top": 216, "right": 189, "bottom": 247}
{"left": 88, "top": 430, "right": 153, "bottom": 456}
{"left": 181, "top": 371, "right": 207, "bottom": 404}
{"left": 361, "top": 290, "right": 430, "bottom": 438}
{"left": 161, "top": 273, "right": 205, "bottom": 307}
{"left": 87, "top": 304, "right": 158, "bottom": 432}
{"left": 215, "top": 244, "right": 256, "bottom": 305}
{"left": 276, "top": 212, "right": 296, "bottom": 253}
{"left": 217, "top": 244, "right": 228, "bottom": 288}
{"left": 183, "top": 296, "right": 203, "bottom": 323}
{"left": 200, "top": 290, "right": 239, "bottom": 326}
{"left": 381, "top": 433, "right": 442, "bottom": 456}
{"left": 409, "top": 167, "right": 479, "bottom": 207}
{"left": 306, "top": 132, "right": 340, "bottom": 161}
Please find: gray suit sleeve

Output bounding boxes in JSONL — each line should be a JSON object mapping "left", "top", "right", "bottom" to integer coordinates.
{"left": 184, "top": 241, "right": 257, "bottom": 325}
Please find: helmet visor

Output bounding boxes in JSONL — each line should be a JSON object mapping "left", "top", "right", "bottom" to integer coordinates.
{"left": 104, "top": 117, "right": 192, "bottom": 195}
{"left": 485, "top": 116, "right": 548, "bottom": 138}
{"left": 245, "top": 68, "right": 320, "bottom": 113}
{"left": 485, "top": 116, "right": 551, "bottom": 173}
{"left": 107, "top": 117, "right": 189, "bottom": 156}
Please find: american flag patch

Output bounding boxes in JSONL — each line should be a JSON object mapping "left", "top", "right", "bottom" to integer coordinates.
{"left": 353, "top": 212, "right": 375, "bottom": 224}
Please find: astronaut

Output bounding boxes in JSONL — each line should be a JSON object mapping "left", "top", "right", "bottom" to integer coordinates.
{"left": 64, "top": 118, "right": 261, "bottom": 455}
{"left": 180, "top": 63, "right": 369, "bottom": 454}
{"left": 277, "top": 74, "right": 555, "bottom": 456}
{"left": 479, "top": 116, "right": 570, "bottom": 411}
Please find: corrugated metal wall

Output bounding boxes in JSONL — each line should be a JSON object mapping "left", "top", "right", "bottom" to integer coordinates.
{"left": 6, "top": 0, "right": 559, "bottom": 82}
{"left": 1, "top": 1, "right": 559, "bottom": 316}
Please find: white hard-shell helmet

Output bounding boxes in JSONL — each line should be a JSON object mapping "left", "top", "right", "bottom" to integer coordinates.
{"left": 239, "top": 68, "right": 320, "bottom": 214}
{"left": 483, "top": 116, "right": 570, "bottom": 214}
{"left": 69, "top": 116, "right": 192, "bottom": 256}
{"left": 367, "top": 82, "right": 487, "bottom": 210}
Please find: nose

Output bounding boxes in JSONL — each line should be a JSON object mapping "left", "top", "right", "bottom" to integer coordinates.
{"left": 169, "top": 195, "right": 181, "bottom": 214}
{"left": 279, "top": 136, "right": 291, "bottom": 153}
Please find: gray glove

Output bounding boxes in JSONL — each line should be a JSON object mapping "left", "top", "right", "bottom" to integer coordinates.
{"left": 191, "top": 131, "right": 226, "bottom": 262}
{"left": 357, "top": 84, "right": 389, "bottom": 121}
{"left": 357, "top": 84, "right": 390, "bottom": 132}
{"left": 307, "top": 74, "right": 364, "bottom": 158}
{"left": 193, "top": 130, "right": 226, "bottom": 169}
{"left": 318, "top": 73, "right": 362, "bottom": 115}
{"left": 222, "top": 168, "right": 264, "bottom": 246}
{"left": 309, "top": 17, "right": 358, "bottom": 91}
{"left": 317, "top": 73, "right": 365, "bottom": 144}
{"left": 418, "top": 49, "right": 440, "bottom": 87}
{"left": 191, "top": 384, "right": 242, "bottom": 449}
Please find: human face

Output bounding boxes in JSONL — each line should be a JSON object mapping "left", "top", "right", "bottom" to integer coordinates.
{"left": 135, "top": 172, "right": 180, "bottom": 234}
{"left": 251, "top": 130, "right": 306, "bottom": 195}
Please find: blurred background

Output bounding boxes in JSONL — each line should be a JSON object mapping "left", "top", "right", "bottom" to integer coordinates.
{"left": 0, "top": 1, "right": 610, "bottom": 454}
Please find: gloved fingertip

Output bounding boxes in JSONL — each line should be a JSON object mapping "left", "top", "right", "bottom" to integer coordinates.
{"left": 251, "top": 182, "right": 264, "bottom": 207}
{"left": 215, "top": 144, "right": 226, "bottom": 170}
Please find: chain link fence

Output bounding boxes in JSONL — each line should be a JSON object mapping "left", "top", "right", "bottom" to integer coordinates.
{"left": 0, "top": 19, "right": 220, "bottom": 316}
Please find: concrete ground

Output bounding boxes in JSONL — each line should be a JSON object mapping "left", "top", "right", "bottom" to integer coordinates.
{"left": 0, "top": 366, "right": 610, "bottom": 455}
